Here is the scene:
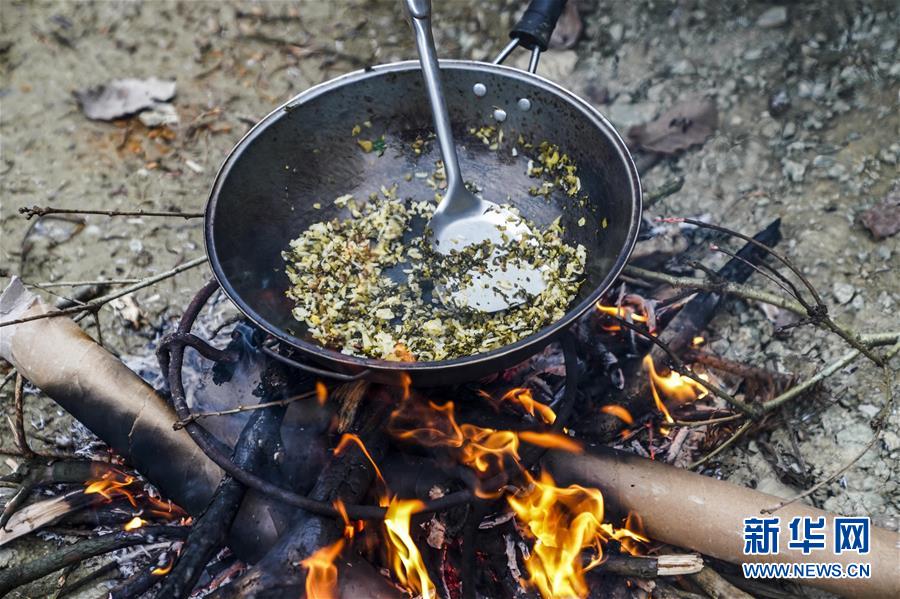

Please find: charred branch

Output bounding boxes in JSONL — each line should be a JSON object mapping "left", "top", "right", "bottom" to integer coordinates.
{"left": 0, "top": 526, "right": 187, "bottom": 595}
{"left": 156, "top": 404, "right": 286, "bottom": 599}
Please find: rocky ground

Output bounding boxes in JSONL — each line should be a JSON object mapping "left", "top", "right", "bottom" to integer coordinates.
{"left": 1, "top": 0, "right": 898, "bottom": 597}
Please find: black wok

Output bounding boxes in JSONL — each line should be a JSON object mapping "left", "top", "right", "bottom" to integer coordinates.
{"left": 204, "top": 2, "right": 641, "bottom": 386}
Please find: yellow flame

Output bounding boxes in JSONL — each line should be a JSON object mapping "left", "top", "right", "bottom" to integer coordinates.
{"left": 600, "top": 404, "right": 634, "bottom": 426}
{"left": 383, "top": 498, "right": 435, "bottom": 599}
{"left": 691, "top": 336, "right": 705, "bottom": 347}
{"left": 151, "top": 559, "right": 173, "bottom": 576}
{"left": 301, "top": 538, "right": 345, "bottom": 599}
{"left": 124, "top": 516, "right": 146, "bottom": 531}
{"left": 643, "top": 355, "right": 708, "bottom": 423}
{"left": 508, "top": 470, "right": 648, "bottom": 599}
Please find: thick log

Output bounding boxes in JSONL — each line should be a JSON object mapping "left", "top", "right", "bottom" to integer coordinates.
{"left": 211, "top": 389, "right": 393, "bottom": 599}
{"left": 0, "top": 278, "right": 284, "bottom": 559}
{"left": 543, "top": 446, "right": 899, "bottom": 598}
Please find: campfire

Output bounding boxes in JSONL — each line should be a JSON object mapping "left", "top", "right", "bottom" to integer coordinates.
{"left": 1, "top": 214, "right": 898, "bottom": 599}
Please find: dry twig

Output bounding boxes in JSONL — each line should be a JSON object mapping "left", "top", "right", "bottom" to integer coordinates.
{"left": 0, "top": 257, "right": 207, "bottom": 328}
{"left": 19, "top": 205, "right": 203, "bottom": 219}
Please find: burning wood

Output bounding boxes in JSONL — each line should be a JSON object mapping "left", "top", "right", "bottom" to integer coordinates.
{"left": 543, "top": 447, "right": 900, "bottom": 598}
{"left": 3, "top": 216, "right": 898, "bottom": 599}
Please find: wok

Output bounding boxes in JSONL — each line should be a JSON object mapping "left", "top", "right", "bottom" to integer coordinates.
{"left": 204, "top": 0, "right": 642, "bottom": 386}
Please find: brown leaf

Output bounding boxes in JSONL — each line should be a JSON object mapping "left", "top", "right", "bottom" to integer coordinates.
{"left": 628, "top": 96, "right": 718, "bottom": 154}
{"left": 549, "top": 1, "right": 583, "bottom": 49}
{"left": 858, "top": 193, "right": 900, "bottom": 240}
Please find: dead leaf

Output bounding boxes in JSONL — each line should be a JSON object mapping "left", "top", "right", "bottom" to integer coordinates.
{"left": 74, "top": 78, "right": 176, "bottom": 121}
{"left": 549, "top": 0, "right": 583, "bottom": 49}
{"left": 110, "top": 294, "right": 146, "bottom": 329}
{"left": 627, "top": 96, "right": 718, "bottom": 154}
{"left": 859, "top": 193, "right": 900, "bottom": 240}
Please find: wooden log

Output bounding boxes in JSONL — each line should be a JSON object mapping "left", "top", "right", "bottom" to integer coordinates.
{"left": 0, "top": 278, "right": 282, "bottom": 559}
{"left": 543, "top": 446, "right": 900, "bottom": 598}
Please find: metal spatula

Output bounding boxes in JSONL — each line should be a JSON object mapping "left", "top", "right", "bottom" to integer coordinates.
{"left": 405, "top": 0, "right": 547, "bottom": 312}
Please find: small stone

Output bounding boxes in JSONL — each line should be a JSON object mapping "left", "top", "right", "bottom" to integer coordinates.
{"left": 671, "top": 59, "right": 695, "bottom": 75}
{"left": 757, "top": 6, "right": 788, "bottom": 28}
{"left": 138, "top": 102, "right": 179, "bottom": 128}
{"left": 832, "top": 282, "right": 855, "bottom": 304}
{"left": 768, "top": 88, "right": 791, "bottom": 117}
{"left": 858, "top": 404, "right": 880, "bottom": 418}
{"left": 782, "top": 122, "right": 796, "bottom": 138}
{"left": 782, "top": 159, "right": 807, "bottom": 183}
{"left": 812, "top": 155, "right": 834, "bottom": 169}
{"left": 609, "top": 22, "right": 624, "bottom": 43}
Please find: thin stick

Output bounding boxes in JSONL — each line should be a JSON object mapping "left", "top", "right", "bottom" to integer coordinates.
{"left": 688, "top": 419, "right": 753, "bottom": 469}
{"left": 762, "top": 341, "right": 899, "bottom": 513}
{"left": 625, "top": 264, "right": 887, "bottom": 365}
{"left": 173, "top": 390, "right": 316, "bottom": 429}
{"left": 664, "top": 217, "right": 824, "bottom": 306}
{"left": 30, "top": 278, "right": 142, "bottom": 288}
{"left": 0, "top": 257, "right": 208, "bottom": 328}
{"left": 673, "top": 413, "right": 743, "bottom": 427}
{"left": 624, "top": 265, "right": 808, "bottom": 315}
{"left": 0, "top": 370, "right": 16, "bottom": 393}
{"left": 11, "top": 374, "right": 35, "bottom": 457}
{"left": 710, "top": 244, "right": 806, "bottom": 305}
{"left": 19, "top": 206, "right": 203, "bottom": 220}
{"left": 643, "top": 177, "right": 684, "bottom": 208}
{"left": 761, "top": 348, "right": 859, "bottom": 412}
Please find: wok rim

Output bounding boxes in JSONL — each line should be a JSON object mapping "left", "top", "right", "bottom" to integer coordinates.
{"left": 205, "top": 59, "right": 642, "bottom": 374}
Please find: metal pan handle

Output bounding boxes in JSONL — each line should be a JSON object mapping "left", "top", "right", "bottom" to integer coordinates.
{"left": 494, "top": 0, "right": 568, "bottom": 73}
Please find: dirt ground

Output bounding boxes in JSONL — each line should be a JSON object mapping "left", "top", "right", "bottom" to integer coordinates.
{"left": 1, "top": 0, "right": 898, "bottom": 597}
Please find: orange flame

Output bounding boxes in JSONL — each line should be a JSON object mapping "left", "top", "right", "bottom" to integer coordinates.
{"left": 643, "top": 355, "right": 708, "bottom": 424}
{"left": 596, "top": 299, "right": 652, "bottom": 333}
{"left": 333, "top": 499, "right": 363, "bottom": 540}
{"left": 619, "top": 511, "right": 647, "bottom": 556}
{"left": 84, "top": 469, "right": 138, "bottom": 508}
{"left": 480, "top": 388, "right": 557, "bottom": 424}
{"left": 334, "top": 433, "right": 385, "bottom": 488}
{"left": 600, "top": 404, "right": 634, "bottom": 425}
{"left": 400, "top": 372, "right": 412, "bottom": 401}
{"left": 124, "top": 516, "right": 146, "bottom": 531}
{"left": 301, "top": 538, "right": 345, "bottom": 599}
{"left": 316, "top": 381, "right": 328, "bottom": 406}
{"left": 383, "top": 498, "right": 435, "bottom": 599}
{"left": 508, "top": 470, "right": 648, "bottom": 598}
{"left": 518, "top": 431, "right": 582, "bottom": 454}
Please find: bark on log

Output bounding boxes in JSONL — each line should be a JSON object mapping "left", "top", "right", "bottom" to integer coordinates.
{"left": 543, "top": 446, "right": 900, "bottom": 598}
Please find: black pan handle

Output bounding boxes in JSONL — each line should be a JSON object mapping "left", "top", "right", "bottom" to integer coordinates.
{"left": 510, "top": 0, "right": 568, "bottom": 51}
